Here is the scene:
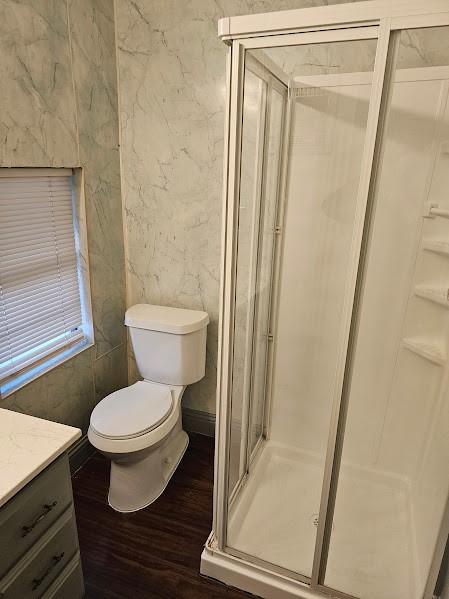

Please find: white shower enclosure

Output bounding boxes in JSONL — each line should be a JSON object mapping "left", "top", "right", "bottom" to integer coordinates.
{"left": 201, "top": 2, "right": 449, "bottom": 599}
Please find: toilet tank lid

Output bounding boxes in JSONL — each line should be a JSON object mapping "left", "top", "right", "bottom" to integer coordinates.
{"left": 125, "top": 304, "right": 209, "bottom": 334}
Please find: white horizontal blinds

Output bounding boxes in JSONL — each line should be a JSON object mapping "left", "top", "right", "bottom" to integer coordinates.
{"left": 0, "top": 172, "right": 83, "bottom": 380}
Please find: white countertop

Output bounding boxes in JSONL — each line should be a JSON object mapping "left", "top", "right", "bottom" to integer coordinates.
{"left": 0, "top": 408, "right": 81, "bottom": 508}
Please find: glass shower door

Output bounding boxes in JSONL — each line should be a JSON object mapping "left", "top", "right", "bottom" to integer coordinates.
{"left": 227, "top": 55, "right": 286, "bottom": 498}
{"left": 225, "top": 31, "right": 380, "bottom": 581}
{"left": 323, "top": 25, "right": 449, "bottom": 599}
{"left": 228, "top": 64, "right": 265, "bottom": 497}
{"left": 248, "top": 83, "right": 285, "bottom": 457}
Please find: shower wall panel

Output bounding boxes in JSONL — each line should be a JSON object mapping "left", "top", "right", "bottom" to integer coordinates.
{"left": 270, "top": 82, "right": 371, "bottom": 456}
{"left": 344, "top": 77, "right": 446, "bottom": 477}
{"left": 409, "top": 77, "right": 449, "bottom": 590}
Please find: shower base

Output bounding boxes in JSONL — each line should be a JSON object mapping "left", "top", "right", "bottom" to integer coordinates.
{"left": 226, "top": 441, "right": 417, "bottom": 599}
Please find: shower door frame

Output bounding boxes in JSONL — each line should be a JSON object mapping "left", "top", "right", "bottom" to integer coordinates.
{"left": 231, "top": 52, "right": 289, "bottom": 501}
{"left": 207, "top": 3, "right": 449, "bottom": 599}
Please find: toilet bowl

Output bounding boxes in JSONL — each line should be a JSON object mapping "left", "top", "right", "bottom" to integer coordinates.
{"left": 88, "top": 304, "right": 209, "bottom": 512}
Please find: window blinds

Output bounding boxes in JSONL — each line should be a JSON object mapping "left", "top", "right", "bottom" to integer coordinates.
{"left": 0, "top": 171, "right": 84, "bottom": 380}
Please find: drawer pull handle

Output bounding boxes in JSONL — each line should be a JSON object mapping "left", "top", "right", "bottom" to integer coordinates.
{"left": 31, "top": 552, "right": 65, "bottom": 590}
{"left": 21, "top": 501, "right": 58, "bottom": 537}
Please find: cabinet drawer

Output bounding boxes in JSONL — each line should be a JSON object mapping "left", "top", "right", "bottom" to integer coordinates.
{"left": 0, "top": 455, "right": 72, "bottom": 578}
{"left": 41, "top": 554, "right": 84, "bottom": 599}
{"left": 0, "top": 508, "right": 78, "bottom": 599}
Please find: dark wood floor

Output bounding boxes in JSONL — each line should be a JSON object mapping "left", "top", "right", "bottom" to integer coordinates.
{"left": 72, "top": 434, "right": 251, "bottom": 598}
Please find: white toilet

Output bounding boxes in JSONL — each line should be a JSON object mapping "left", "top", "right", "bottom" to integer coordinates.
{"left": 88, "top": 304, "right": 209, "bottom": 513}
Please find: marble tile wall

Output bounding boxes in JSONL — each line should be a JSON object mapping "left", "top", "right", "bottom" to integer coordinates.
{"left": 115, "top": 0, "right": 361, "bottom": 414}
{"left": 0, "top": 0, "right": 127, "bottom": 433}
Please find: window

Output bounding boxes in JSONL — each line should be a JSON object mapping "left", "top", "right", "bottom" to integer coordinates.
{"left": 0, "top": 168, "right": 92, "bottom": 394}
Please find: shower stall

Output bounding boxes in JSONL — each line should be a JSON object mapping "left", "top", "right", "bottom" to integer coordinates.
{"left": 201, "top": 2, "right": 449, "bottom": 598}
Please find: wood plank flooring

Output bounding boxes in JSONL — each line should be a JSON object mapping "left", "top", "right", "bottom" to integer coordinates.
{"left": 72, "top": 433, "right": 252, "bottom": 598}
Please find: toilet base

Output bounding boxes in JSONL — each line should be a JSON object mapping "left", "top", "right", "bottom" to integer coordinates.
{"left": 107, "top": 423, "right": 189, "bottom": 513}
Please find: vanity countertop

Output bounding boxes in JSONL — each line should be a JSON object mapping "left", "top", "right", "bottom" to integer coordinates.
{"left": 0, "top": 408, "right": 81, "bottom": 508}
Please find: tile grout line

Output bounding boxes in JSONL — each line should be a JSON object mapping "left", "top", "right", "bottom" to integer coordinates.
{"left": 66, "top": 0, "right": 95, "bottom": 406}
{"left": 65, "top": 0, "right": 81, "bottom": 166}
{"left": 93, "top": 341, "right": 125, "bottom": 363}
{"left": 113, "top": 0, "right": 131, "bottom": 387}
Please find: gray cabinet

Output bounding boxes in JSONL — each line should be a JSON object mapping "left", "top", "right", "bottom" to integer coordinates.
{"left": 0, "top": 455, "right": 84, "bottom": 599}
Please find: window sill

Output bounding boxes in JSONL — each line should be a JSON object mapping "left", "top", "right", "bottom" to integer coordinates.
{"left": 0, "top": 338, "right": 94, "bottom": 400}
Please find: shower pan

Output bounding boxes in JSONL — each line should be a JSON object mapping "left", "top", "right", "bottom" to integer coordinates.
{"left": 201, "top": 2, "right": 449, "bottom": 598}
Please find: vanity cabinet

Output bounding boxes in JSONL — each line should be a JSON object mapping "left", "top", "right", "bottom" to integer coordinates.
{"left": 0, "top": 454, "right": 84, "bottom": 598}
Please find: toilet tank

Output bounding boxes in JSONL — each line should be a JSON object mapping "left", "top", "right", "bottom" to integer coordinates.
{"left": 125, "top": 304, "right": 209, "bottom": 385}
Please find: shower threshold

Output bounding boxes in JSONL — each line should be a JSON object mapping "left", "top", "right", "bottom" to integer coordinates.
{"left": 226, "top": 441, "right": 417, "bottom": 599}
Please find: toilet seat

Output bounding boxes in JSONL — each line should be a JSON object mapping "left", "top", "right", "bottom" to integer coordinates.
{"left": 90, "top": 381, "right": 173, "bottom": 440}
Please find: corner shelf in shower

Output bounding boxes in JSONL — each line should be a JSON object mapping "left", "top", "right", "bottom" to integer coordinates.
{"left": 402, "top": 337, "right": 446, "bottom": 366}
{"left": 428, "top": 206, "right": 449, "bottom": 219}
{"left": 415, "top": 284, "right": 449, "bottom": 307}
{"left": 422, "top": 239, "right": 449, "bottom": 257}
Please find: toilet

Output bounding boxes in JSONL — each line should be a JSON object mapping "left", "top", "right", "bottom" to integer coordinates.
{"left": 88, "top": 304, "right": 209, "bottom": 513}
